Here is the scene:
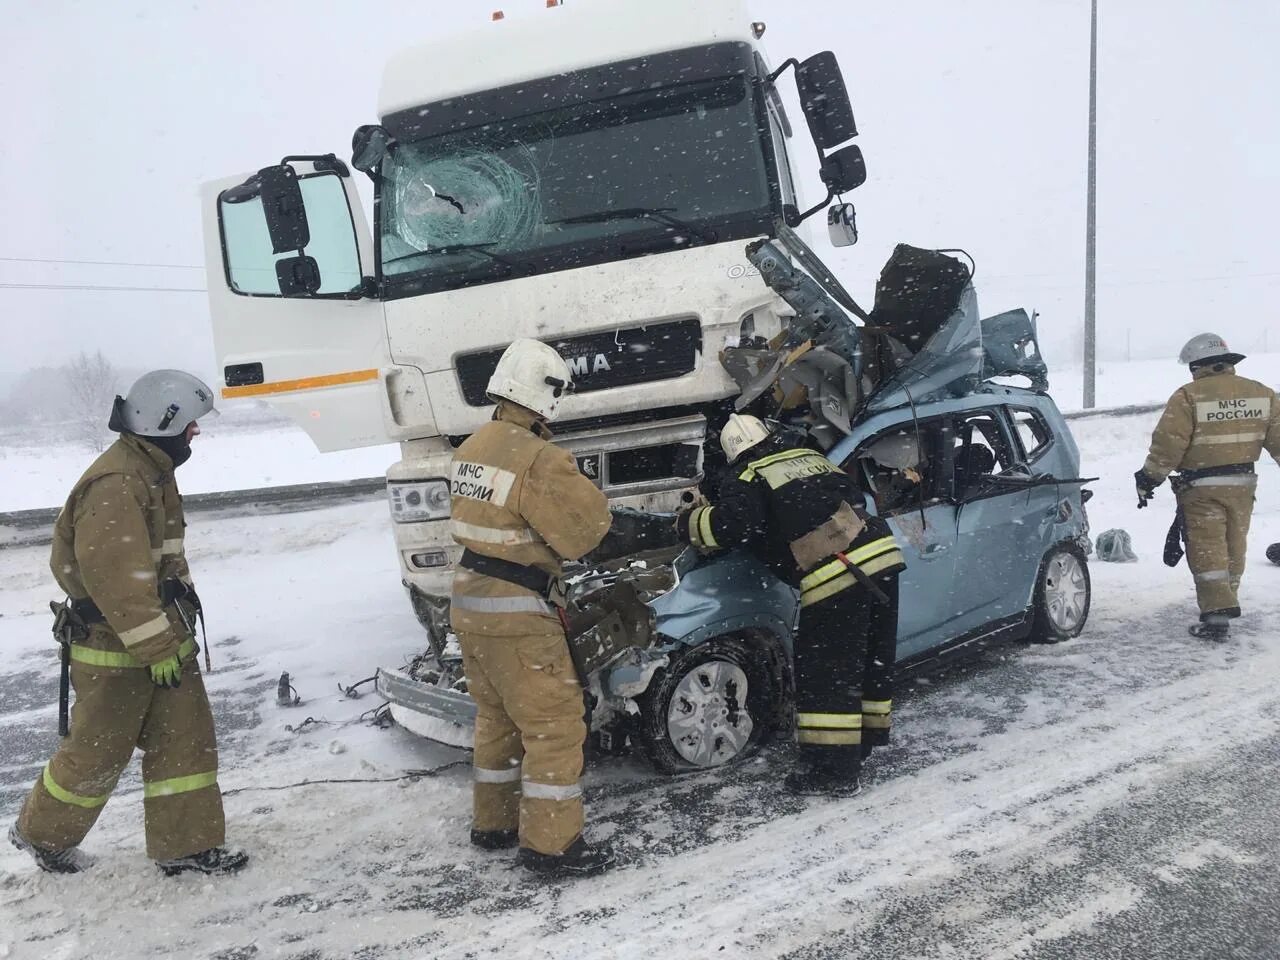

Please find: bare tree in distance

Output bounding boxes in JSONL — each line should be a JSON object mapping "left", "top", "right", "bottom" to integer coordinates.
{"left": 64, "top": 350, "right": 121, "bottom": 452}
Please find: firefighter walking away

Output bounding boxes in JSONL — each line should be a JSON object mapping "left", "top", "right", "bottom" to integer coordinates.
{"left": 1135, "top": 334, "right": 1280, "bottom": 640}
{"left": 678, "top": 415, "right": 906, "bottom": 796}
{"left": 449, "top": 338, "right": 614, "bottom": 877}
{"left": 9, "top": 371, "right": 248, "bottom": 877}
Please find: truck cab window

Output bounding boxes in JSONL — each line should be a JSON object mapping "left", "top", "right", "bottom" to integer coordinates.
{"left": 378, "top": 76, "right": 774, "bottom": 297}
{"left": 219, "top": 173, "right": 362, "bottom": 297}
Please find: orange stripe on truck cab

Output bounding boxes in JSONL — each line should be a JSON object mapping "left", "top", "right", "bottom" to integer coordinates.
{"left": 221, "top": 368, "right": 379, "bottom": 399}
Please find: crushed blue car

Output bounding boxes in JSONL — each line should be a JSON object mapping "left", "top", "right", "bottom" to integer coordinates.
{"left": 377, "top": 244, "right": 1093, "bottom": 772}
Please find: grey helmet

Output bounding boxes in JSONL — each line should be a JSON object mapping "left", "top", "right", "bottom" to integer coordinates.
{"left": 109, "top": 370, "right": 219, "bottom": 437}
{"left": 861, "top": 431, "right": 922, "bottom": 471}
{"left": 1178, "top": 333, "right": 1246, "bottom": 367}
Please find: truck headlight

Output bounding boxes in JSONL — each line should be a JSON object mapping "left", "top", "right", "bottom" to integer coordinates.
{"left": 388, "top": 480, "right": 450, "bottom": 523}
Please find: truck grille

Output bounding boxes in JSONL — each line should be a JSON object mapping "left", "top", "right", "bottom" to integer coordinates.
{"left": 454, "top": 316, "right": 702, "bottom": 407}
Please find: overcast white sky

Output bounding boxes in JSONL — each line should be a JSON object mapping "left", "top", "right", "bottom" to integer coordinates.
{"left": 1, "top": 0, "right": 1277, "bottom": 390}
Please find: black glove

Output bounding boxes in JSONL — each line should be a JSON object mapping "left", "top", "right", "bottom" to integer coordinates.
{"left": 674, "top": 506, "right": 696, "bottom": 545}
{"left": 1134, "top": 469, "right": 1160, "bottom": 509}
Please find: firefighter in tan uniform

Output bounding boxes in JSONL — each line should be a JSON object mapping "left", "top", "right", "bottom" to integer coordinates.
{"left": 8, "top": 371, "right": 247, "bottom": 877}
{"left": 449, "top": 339, "right": 613, "bottom": 877}
{"left": 1136, "top": 334, "right": 1280, "bottom": 640}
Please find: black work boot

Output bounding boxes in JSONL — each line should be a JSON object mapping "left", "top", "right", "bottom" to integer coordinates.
{"left": 785, "top": 762, "right": 862, "bottom": 798}
{"left": 157, "top": 846, "right": 249, "bottom": 877}
{"left": 1189, "top": 612, "right": 1230, "bottom": 642}
{"left": 9, "top": 823, "right": 92, "bottom": 874}
{"left": 517, "top": 835, "right": 614, "bottom": 878}
{"left": 470, "top": 828, "right": 519, "bottom": 850}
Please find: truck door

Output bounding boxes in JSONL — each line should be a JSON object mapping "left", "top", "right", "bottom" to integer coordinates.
{"left": 200, "top": 156, "right": 390, "bottom": 451}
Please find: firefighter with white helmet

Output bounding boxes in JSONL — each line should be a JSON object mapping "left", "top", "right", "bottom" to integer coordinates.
{"left": 448, "top": 338, "right": 614, "bottom": 877}
{"left": 10, "top": 371, "right": 248, "bottom": 876}
{"left": 679, "top": 415, "right": 906, "bottom": 796}
{"left": 1136, "top": 334, "right": 1280, "bottom": 639}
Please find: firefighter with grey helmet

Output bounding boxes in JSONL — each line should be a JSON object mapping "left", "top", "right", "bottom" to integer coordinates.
{"left": 448, "top": 338, "right": 614, "bottom": 878}
{"left": 677, "top": 414, "right": 906, "bottom": 796}
{"left": 9, "top": 370, "right": 248, "bottom": 876}
{"left": 1135, "top": 334, "right": 1280, "bottom": 640}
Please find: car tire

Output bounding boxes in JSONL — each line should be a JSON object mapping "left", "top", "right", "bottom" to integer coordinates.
{"left": 1028, "top": 542, "right": 1091, "bottom": 643}
{"left": 634, "top": 636, "right": 778, "bottom": 775}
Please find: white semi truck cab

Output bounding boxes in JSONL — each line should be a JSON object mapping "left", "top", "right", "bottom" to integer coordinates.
{"left": 199, "top": 0, "right": 866, "bottom": 634}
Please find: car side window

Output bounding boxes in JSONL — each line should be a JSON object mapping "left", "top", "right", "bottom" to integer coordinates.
{"left": 843, "top": 419, "right": 951, "bottom": 516}
{"left": 951, "top": 410, "right": 1018, "bottom": 497}
{"left": 1010, "top": 407, "right": 1053, "bottom": 462}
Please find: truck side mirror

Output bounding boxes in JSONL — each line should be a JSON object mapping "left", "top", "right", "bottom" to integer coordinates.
{"left": 827, "top": 203, "right": 858, "bottom": 247}
{"left": 257, "top": 164, "right": 310, "bottom": 254}
{"left": 275, "top": 255, "right": 322, "bottom": 296}
{"left": 819, "top": 144, "right": 867, "bottom": 194}
{"left": 796, "top": 51, "right": 858, "bottom": 150}
{"left": 351, "top": 124, "right": 393, "bottom": 177}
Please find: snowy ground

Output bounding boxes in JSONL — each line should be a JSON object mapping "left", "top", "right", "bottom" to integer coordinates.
{"left": 1, "top": 404, "right": 1279, "bottom": 959}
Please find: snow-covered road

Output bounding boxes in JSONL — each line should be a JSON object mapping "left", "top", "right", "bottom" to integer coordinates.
{"left": 1, "top": 410, "right": 1278, "bottom": 960}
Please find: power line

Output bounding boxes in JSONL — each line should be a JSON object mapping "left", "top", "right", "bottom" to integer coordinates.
{"left": 0, "top": 255, "right": 204, "bottom": 270}
{"left": 0, "top": 282, "right": 207, "bottom": 293}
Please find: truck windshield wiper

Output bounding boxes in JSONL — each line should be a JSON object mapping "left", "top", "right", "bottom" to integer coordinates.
{"left": 383, "top": 242, "right": 518, "bottom": 271}
{"left": 550, "top": 207, "right": 717, "bottom": 243}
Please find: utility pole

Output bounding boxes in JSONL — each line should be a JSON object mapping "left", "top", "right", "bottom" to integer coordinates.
{"left": 1083, "top": 0, "right": 1098, "bottom": 408}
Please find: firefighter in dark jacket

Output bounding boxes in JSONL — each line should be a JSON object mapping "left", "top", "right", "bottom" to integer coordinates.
{"left": 1136, "top": 333, "right": 1280, "bottom": 640}
{"left": 9, "top": 370, "right": 247, "bottom": 876}
{"left": 677, "top": 415, "right": 906, "bottom": 795}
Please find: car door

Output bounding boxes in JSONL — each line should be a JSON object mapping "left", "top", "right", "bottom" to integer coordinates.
{"left": 840, "top": 416, "right": 961, "bottom": 661}
{"left": 201, "top": 156, "right": 398, "bottom": 451}
{"left": 949, "top": 406, "right": 1050, "bottom": 636}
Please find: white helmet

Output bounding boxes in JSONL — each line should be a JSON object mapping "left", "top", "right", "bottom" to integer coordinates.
{"left": 1178, "top": 332, "right": 1245, "bottom": 367}
{"left": 861, "top": 432, "right": 921, "bottom": 471}
{"left": 109, "top": 370, "right": 219, "bottom": 437}
{"left": 485, "top": 338, "right": 574, "bottom": 421}
{"left": 720, "top": 413, "right": 772, "bottom": 463}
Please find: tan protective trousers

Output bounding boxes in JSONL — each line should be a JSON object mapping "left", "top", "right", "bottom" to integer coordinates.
{"left": 458, "top": 629, "right": 586, "bottom": 855}
{"left": 17, "top": 659, "right": 224, "bottom": 861}
{"left": 1179, "top": 482, "right": 1255, "bottom": 616}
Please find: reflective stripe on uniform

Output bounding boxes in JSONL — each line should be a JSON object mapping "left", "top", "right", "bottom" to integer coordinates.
{"left": 474, "top": 764, "right": 522, "bottom": 784}
{"left": 70, "top": 636, "right": 198, "bottom": 670}
{"left": 797, "top": 728, "right": 862, "bottom": 746}
{"left": 692, "top": 506, "right": 718, "bottom": 549}
{"left": 142, "top": 770, "right": 218, "bottom": 799}
{"left": 151, "top": 547, "right": 164, "bottom": 562}
{"left": 1195, "top": 569, "right": 1230, "bottom": 582}
{"left": 862, "top": 699, "right": 892, "bottom": 730}
{"left": 117, "top": 612, "right": 170, "bottom": 647}
{"left": 42, "top": 764, "right": 113, "bottom": 809}
{"left": 1192, "top": 432, "right": 1266, "bottom": 445}
{"left": 799, "top": 551, "right": 906, "bottom": 607}
{"left": 799, "top": 536, "right": 902, "bottom": 593}
{"left": 521, "top": 780, "right": 582, "bottom": 801}
{"left": 1188, "top": 476, "right": 1257, "bottom": 487}
{"left": 450, "top": 519, "right": 543, "bottom": 546}
{"left": 450, "top": 593, "right": 553, "bottom": 615}
{"left": 797, "top": 712, "right": 862, "bottom": 730}
{"left": 161, "top": 538, "right": 184, "bottom": 555}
